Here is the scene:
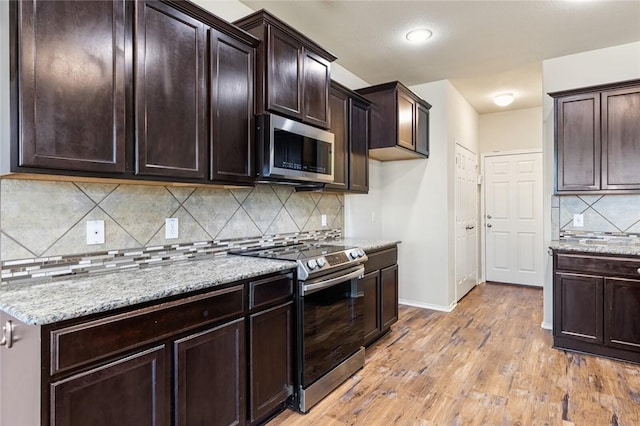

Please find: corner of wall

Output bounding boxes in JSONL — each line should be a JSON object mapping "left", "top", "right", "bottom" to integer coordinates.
{"left": 0, "top": 0, "right": 11, "bottom": 176}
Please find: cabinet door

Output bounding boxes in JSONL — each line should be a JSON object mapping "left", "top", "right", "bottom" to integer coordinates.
{"left": 174, "top": 319, "right": 245, "bottom": 426}
{"left": 267, "top": 27, "right": 302, "bottom": 119}
{"left": 556, "top": 93, "right": 601, "bottom": 191}
{"left": 18, "top": 0, "right": 126, "bottom": 173}
{"left": 326, "top": 86, "right": 349, "bottom": 191}
{"left": 302, "top": 48, "right": 331, "bottom": 128}
{"left": 601, "top": 86, "right": 640, "bottom": 190}
{"left": 397, "top": 89, "right": 416, "bottom": 151}
{"left": 210, "top": 30, "right": 255, "bottom": 183}
{"left": 553, "top": 273, "right": 603, "bottom": 343}
{"left": 135, "top": 1, "right": 207, "bottom": 179}
{"left": 349, "top": 99, "right": 370, "bottom": 193}
{"left": 249, "top": 302, "right": 293, "bottom": 423}
{"left": 381, "top": 265, "right": 399, "bottom": 330}
{"left": 415, "top": 103, "right": 430, "bottom": 157}
{"left": 361, "top": 271, "right": 381, "bottom": 345}
{"left": 51, "top": 346, "right": 166, "bottom": 426}
{"left": 604, "top": 278, "right": 640, "bottom": 352}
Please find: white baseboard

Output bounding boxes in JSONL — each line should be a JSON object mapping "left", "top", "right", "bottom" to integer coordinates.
{"left": 541, "top": 321, "right": 552, "bottom": 330}
{"left": 399, "top": 299, "right": 457, "bottom": 313}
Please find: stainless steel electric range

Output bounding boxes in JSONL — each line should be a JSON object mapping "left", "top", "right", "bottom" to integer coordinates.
{"left": 232, "top": 242, "right": 367, "bottom": 413}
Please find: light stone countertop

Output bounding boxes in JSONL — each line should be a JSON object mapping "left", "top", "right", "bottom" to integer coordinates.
{"left": 0, "top": 255, "right": 296, "bottom": 326}
{"left": 549, "top": 240, "right": 640, "bottom": 257}
{"left": 326, "top": 239, "right": 400, "bottom": 252}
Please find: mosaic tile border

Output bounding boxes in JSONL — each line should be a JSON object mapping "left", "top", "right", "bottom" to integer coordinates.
{"left": 560, "top": 230, "right": 640, "bottom": 246}
{"left": 0, "top": 228, "right": 342, "bottom": 284}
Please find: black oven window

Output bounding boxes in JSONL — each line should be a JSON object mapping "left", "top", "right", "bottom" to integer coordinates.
{"left": 274, "top": 130, "right": 332, "bottom": 175}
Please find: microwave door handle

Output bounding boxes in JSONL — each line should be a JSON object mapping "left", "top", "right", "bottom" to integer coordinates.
{"left": 301, "top": 266, "right": 365, "bottom": 296}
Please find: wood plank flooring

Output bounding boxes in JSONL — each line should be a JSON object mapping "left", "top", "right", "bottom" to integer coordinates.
{"left": 269, "top": 282, "right": 640, "bottom": 425}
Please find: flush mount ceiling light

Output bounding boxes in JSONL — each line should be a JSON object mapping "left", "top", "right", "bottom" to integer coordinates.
{"left": 405, "top": 28, "right": 433, "bottom": 42}
{"left": 494, "top": 93, "right": 515, "bottom": 107}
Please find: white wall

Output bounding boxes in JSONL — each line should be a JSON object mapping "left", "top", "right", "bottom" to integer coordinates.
{"left": 479, "top": 107, "right": 542, "bottom": 153}
{"left": 1, "top": 0, "right": 10, "bottom": 176}
{"left": 541, "top": 41, "right": 640, "bottom": 328}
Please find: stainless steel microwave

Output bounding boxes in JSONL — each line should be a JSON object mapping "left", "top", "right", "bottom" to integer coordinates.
{"left": 257, "top": 113, "right": 334, "bottom": 184}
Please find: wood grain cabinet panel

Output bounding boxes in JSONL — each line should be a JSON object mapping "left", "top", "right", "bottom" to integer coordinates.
{"left": 601, "top": 86, "right": 640, "bottom": 190}
{"left": 552, "top": 251, "right": 640, "bottom": 363}
{"left": 17, "top": 0, "right": 126, "bottom": 173}
{"left": 249, "top": 302, "right": 293, "bottom": 424}
{"left": 552, "top": 79, "right": 640, "bottom": 193}
{"left": 604, "top": 278, "right": 640, "bottom": 353}
{"left": 210, "top": 29, "right": 255, "bottom": 183}
{"left": 357, "top": 81, "right": 430, "bottom": 161}
{"left": 326, "top": 81, "right": 371, "bottom": 193}
{"left": 553, "top": 273, "right": 603, "bottom": 343}
{"left": 135, "top": 1, "right": 207, "bottom": 179}
{"left": 174, "top": 319, "right": 246, "bottom": 426}
{"left": 51, "top": 346, "right": 166, "bottom": 426}
{"left": 234, "top": 10, "right": 336, "bottom": 129}
{"left": 360, "top": 246, "right": 399, "bottom": 346}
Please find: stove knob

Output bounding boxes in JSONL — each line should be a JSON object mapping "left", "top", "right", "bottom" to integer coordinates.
{"left": 317, "top": 257, "right": 326, "bottom": 268}
{"left": 358, "top": 249, "right": 366, "bottom": 257}
{"left": 307, "top": 259, "right": 318, "bottom": 270}
{"left": 349, "top": 250, "right": 358, "bottom": 259}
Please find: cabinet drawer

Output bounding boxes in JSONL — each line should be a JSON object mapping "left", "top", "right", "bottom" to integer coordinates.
{"left": 50, "top": 284, "right": 245, "bottom": 375}
{"left": 556, "top": 252, "right": 640, "bottom": 278}
{"left": 365, "top": 247, "right": 398, "bottom": 274}
{"left": 249, "top": 273, "right": 293, "bottom": 310}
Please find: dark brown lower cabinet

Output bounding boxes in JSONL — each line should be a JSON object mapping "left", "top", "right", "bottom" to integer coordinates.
{"left": 552, "top": 251, "right": 640, "bottom": 363}
{"left": 553, "top": 273, "right": 603, "bottom": 343}
{"left": 361, "top": 246, "right": 399, "bottom": 347}
{"left": 50, "top": 346, "right": 166, "bottom": 426}
{"left": 381, "top": 265, "right": 399, "bottom": 330}
{"left": 604, "top": 278, "right": 640, "bottom": 352}
{"left": 249, "top": 301, "right": 293, "bottom": 424}
{"left": 174, "top": 319, "right": 245, "bottom": 426}
{"left": 38, "top": 271, "right": 294, "bottom": 426}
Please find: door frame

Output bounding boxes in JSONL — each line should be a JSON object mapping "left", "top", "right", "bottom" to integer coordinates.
{"left": 480, "top": 149, "right": 543, "bottom": 283}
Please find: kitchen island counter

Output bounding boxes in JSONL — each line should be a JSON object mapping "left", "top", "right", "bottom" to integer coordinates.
{"left": 0, "top": 255, "right": 296, "bottom": 325}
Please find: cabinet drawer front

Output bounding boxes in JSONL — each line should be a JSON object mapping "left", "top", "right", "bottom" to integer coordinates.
{"left": 365, "top": 247, "right": 398, "bottom": 274}
{"left": 249, "top": 273, "right": 293, "bottom": 310}
{"left": 51, "top": 285, "right": 245, "bottom": 375}
{"left": 556, "top": 252, "right": 640, "bottom": 278}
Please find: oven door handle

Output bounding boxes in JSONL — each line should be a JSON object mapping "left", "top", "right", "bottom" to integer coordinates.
{"left": 301, "top": 266, "right": 365, "bottom": 296}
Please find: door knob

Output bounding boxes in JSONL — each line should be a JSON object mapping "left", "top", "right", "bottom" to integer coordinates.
{"left": 0, "top": 321, "right": 13, "bottom": 349}
{"left": 487, "top": 223, "right": 492, "bottom": 228}
{"left": 486, "top": 214, "right": 492, "bottom": 219}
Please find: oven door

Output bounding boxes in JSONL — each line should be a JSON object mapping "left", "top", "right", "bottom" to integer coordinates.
{"left": 299, "top": 266, "right": 364, "bottom": 388}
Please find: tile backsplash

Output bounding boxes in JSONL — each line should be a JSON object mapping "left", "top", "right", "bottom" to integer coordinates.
{"left": 0, "top": 179, "right": 344, "bottom": 261}
{"left": 556, "top": 194, "right": 640, "bottom": 237}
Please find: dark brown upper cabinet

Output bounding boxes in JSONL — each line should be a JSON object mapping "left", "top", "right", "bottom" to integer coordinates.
{"left": 326, "top": 81, "right": 371, "bottom": 193}
{"left": 135, "top": 1, "right": 207, "bottom": 179}
{"left": 551, "top": 79, "right": 640, "bottom": 193}
{"left": 15, "top": 0, "right": 127, "bottom": 173}
{"left": 357, "top": 81, "right": 431, "bottom": 161}
{"left": 209, "top": 29, "right": 255, "bottom": 184}
{"left": 10, "top": 0, "right": 259, "bottom": 186}
{"left": 234, "top": 10, "right": 336, "bottom": 130}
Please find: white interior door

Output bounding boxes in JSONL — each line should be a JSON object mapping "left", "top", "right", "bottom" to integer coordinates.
{"left": 455, "top": 144, "right": 478, "bottom": 301}
{"left": 484, "top": 152, "right": 543, "bottom": 286}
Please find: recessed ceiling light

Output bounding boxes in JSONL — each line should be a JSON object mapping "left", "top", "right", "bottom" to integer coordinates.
{"left": 405, "top": 29, "right": 433, "bottom": 42}
{"left": 494, "top": 93, "right": 515, "bottom": 107}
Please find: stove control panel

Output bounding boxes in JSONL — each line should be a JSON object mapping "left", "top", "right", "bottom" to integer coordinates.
{"left": 299, "top": 248, "right": 367, "bottom": 280}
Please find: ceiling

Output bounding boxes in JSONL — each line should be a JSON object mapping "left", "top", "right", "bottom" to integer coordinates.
{"left": 239, "top": 0, "right": 640, "bottom": 114}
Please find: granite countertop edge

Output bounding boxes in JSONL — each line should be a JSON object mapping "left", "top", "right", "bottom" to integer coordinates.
{"left": 0, "top": 255, "right": 297, "bottom": 326}
{"left": 327, "top": 238, "right": 401, "bottom": 252}
{"left": 549, "top": 241, "right": 640, "bottom": 256}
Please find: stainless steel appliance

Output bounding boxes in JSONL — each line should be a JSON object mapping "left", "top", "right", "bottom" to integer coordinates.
{"left": 231, "top": 242, "right": 367, "bottom": 412}
{"left": 256, "top": 113, "right": 335, "bottom": 185}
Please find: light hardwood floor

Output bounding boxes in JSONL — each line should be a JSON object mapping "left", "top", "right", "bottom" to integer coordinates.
{"left": 269, "top": 282, "right": 640, "bottom": 425}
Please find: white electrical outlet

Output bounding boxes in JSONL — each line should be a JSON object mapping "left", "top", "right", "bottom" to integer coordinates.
{"left": 321, "top": 214, "right": 327, "bottom": 227}
{"left": 573, "top": 213, "right": 584, "bottom": 227}
{"left": 371, "top": 212, "right": 377, "bottom": 223}
{"left": 86, "top": 220, "right": 105, "bottom": 245}
{"left": 165, "top": 218, "right": 179, "bottom": 239}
